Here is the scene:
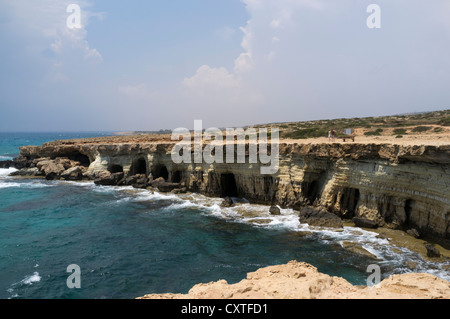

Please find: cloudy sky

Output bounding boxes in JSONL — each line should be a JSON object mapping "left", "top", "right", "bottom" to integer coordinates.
{"left": 0, "top": 0, "right": 449, "bottom": 132}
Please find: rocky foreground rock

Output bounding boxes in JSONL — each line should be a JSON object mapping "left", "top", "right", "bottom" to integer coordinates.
{"left": 138, "top": 260, "right": 450, "bottom": 299}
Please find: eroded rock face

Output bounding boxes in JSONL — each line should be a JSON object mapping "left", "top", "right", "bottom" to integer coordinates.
{"left": 16, "top": 140, "right": 450, "bottom": 238}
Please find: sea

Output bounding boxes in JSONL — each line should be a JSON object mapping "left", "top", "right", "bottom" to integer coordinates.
{"left": 0, "top": 132, "right": 449, "bottom": 299}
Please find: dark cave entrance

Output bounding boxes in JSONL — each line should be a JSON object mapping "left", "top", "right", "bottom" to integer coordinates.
{"left": 220, "top": 173, "right": 238, "bottom": 197}
{"left": 152, "top": 164, "right": 169, "bottom": 181}
{"left": 340, "top": 187, "right": 360, "bottom": 218}
{"left": 109, "top": 164, "right": 124, "bottom": 174}
{"left": 130, "top": 158, "right": 147, "bottom": 176}
{"left": 172, "top": 170, "right": 183, "bottom": 183}
{"left": 302, "top": 180, "right": 321, "bottom": 204}
{"left": 404, "top": 199, "right": 414, "bottom": 226}
{"left": 54, "top": 151, "right": 90, "bottom": 167}
{"left": 301, "top": 170, "right": 328, "bottom": 205}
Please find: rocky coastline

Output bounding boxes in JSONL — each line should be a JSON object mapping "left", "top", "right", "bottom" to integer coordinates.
{"left": 3, "top": 136, "right": 449, "bottom": 241}
{"left": 2, "top": 135, "right": 449, "bottom": 298}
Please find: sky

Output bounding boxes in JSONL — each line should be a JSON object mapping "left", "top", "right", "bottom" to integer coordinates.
{"left": 0, "top": 0, "right": 449, "bottom": 132}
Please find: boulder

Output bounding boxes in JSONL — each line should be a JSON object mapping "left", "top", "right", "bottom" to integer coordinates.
{"left": 133, "top": 174, "right": 149, "bottom": 188}
{"left": 94, "top": 171, "right": 124, "bottom": 186}
{"left": 37, "top": 160, "right": 65, "bottom": 177}
{"left": 155, "top": 182, "right": 181, "bottom": 192}
{"left": 35, "top": 157, "right": 83, "bottom": 180}
{"left": 61, "top": 167, "right": 83, "bottom": 181}
{"left": 352, "top": 217, "right": 379, "bottom": 229}
{"left": 221, "top": 197, "right": 234, "bottom": 208}
{"left": 299, "top": 206, "right": 343, "bottom": 228}
{"left": 269, "top": 206, "right": 281, "bottom": 215}
{"left": 424, "top": 244, "right": 440, "bottom": 258}
{"left": 119, "top": 174, "right": 140, "bottom": 186}
{"left": 153, "top": 177, "right": 165, "bottom": 183}
{"left": 151, "top": 178, "right": 180, "bottom": 192}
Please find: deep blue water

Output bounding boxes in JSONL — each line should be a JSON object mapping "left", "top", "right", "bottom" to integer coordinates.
{"left": 0, "top": 133, "right": 448, "bottom": 299}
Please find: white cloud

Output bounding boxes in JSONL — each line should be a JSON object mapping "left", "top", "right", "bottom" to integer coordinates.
{"left": 179, "top": 0, "right": 450, "bottom": 126}
{"left": 182, "top": 65, "right": 240, "bottom": 90}
{"left": 119, "top": 0, "right": 450, "bottom": 130}
{"left": 2, "top": 0, "right": 103, "bottom": 67}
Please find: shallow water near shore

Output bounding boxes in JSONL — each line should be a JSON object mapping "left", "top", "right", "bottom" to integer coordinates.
{"left": 0, "top": 133, "right": 449, "bottom": 299}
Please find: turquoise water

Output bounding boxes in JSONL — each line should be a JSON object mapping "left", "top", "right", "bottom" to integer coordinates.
{"left": 0, "top": 132, "right": 110, "bottom": 160}
{"left": 0, "top": 133, "right": 448, "bottom": 299}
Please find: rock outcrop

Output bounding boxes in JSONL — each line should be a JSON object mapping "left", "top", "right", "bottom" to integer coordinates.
{"left": 138, "top": 260, "right": 450, "bottom": 299}
{"left": 12, "top": 138, "right": 450, "bottom": 239}
{"left": 299, "top": 206, "right": 343, "bottom": 228}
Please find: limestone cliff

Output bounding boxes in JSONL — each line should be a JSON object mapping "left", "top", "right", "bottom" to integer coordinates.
{"left": 17, "top": 139, "right": 450, "bottom": 239}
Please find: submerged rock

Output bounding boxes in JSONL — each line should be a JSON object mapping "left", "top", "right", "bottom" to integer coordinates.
{"left": 424, "top": 244, "right": 441, "bottom": 258}
{"left": 341, "top": 241, "right": 380, "bottom": 260}
{"left": 221, "top": 197, "right": 234, "bottom": 208}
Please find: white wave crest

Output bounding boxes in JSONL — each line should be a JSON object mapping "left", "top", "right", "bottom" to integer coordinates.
{"left": 0, "top": 167, "right": 17, "bottom": 177}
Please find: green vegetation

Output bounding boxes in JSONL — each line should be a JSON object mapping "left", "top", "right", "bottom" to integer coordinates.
{"left": 364, "top": 128, "right": 383, "bottom": 136}
{"left": 392, "top": 128, "right": 407, "bottom": 135}
{"left": 250, "top": 109, "right": 449, "bottom": 140}
{"left": 440, "top": 116, "right": 450, "bottom": 126}
{"left": 411, "top": 126, "right": 432, "bottom": 133}
{"left": 286, "top": 127, "right": 328, "bottom": 139}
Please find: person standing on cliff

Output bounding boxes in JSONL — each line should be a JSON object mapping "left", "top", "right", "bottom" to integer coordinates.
{"left": 328, "top": 130, "right": 332, "bottom": 142}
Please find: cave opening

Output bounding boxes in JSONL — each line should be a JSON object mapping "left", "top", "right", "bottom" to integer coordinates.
{"left": 54, "top": 151, "right": 90, "bottom": 167}
{"left": 404, "top": 199, "right": 414, "bottom": 225}
{"left": 152, "top": 164, "right": 169, "bottom": 181}
{"left": 109, "top": 164, "right": 124, "bottom": 174}
{"left": 302, "top": 180, "right": 321, "bottom": 204}
{"left": 301, "top": 171, "right": 328, "bottom": 205}
{"left": 172, "top": 170, "right": 182, "bottom": 183}
{"left": 339, "top": 187, "right": 360, "bottom": 218}
{"left": 220, "top": 173, "right": 238, "bottom": 197}
{"left": 130, "top": 158, "right": 147, "bottom": 176}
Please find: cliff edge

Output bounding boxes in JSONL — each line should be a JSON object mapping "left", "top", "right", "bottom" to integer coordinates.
{"left": 138, "top": 260, "right": 450, "bottom": 299}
